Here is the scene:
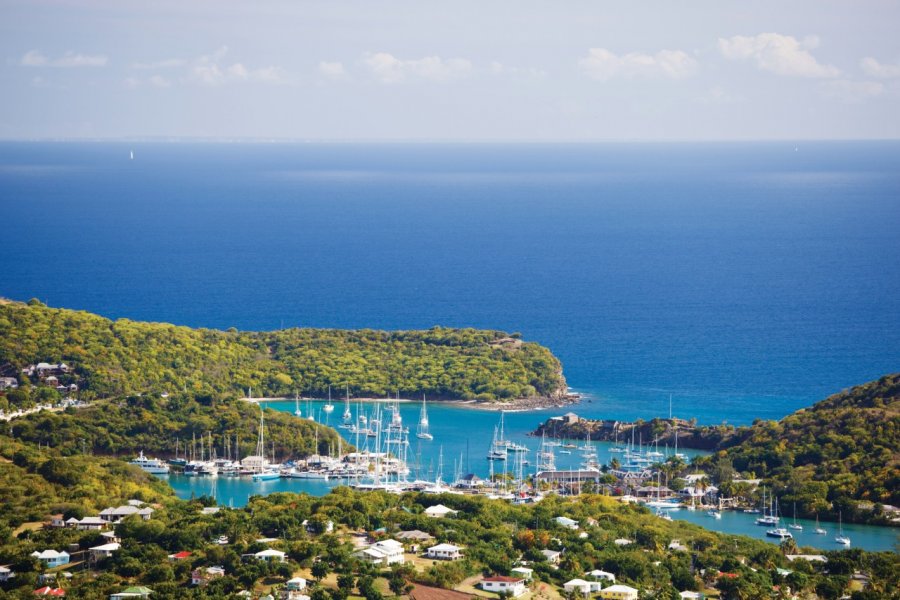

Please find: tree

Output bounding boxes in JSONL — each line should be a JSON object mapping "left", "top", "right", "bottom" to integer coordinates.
{"left": 312, "top": 560, "right": 330, "bottom": 582}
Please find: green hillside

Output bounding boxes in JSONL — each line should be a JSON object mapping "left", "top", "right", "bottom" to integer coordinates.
{"left": 0, "top": 299, "right": 566, "bottom": 404}
{"left": 713, "top": 374, "right": 900, "bottom": 523}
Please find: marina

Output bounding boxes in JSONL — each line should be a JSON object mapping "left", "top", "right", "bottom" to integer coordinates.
{"left": 158, "top": 397, "right": 900, "bottom": 553}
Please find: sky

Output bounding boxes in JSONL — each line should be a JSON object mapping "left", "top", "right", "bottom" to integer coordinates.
{"left": 1, "top": 0, "right": 899, "bottom": 141}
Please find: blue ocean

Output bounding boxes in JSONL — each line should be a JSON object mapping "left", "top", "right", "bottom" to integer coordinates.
{"left": 1, "top": 141, "right": 899, "bottom": 425}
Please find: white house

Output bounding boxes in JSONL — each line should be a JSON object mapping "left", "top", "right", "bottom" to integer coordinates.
{"left": 586, "top": 570, "right": 616, "bottom": 583}
{"left": 480, "top": 576, "right": 527, "bottom": 598}
{"left": 99, "top": 505, "right": 154, "bottom": 523}
{"left": 31, "top": 550, "right": 70, "bottom": 568}
{"left": 425, "top": 543, "right": 462, "bottom": 560}
{"left": 598, "top": 584, "right": 638, "bottom": 600}
{"left": 354, "top": 539, "right": 405, "bottom": 565}
{"left": 0, "top": 566, "right": 14, "bottom": 582}
{"left": 90, "top": 542, "right": 121, "bottom": 560}
{"left": 74, "top": 516, "right": 108, "bottom": 531}
{"left": 679, "top": 592, "right": 703, "bottom": 599}
{"left": 511, "top": 567, "right": 533, "bottom": 581}
{"left": 191, "top": 566, "right": 226, "bottom": 586}
{"left": 540, "top": 549, "right": 561, "bottom": 564}
{"left": 254, "top": 549, "right": 286, "bottom": 563}
{"left": 613, "top": 538, "right": 633, "bottom": 546}
{"left": 555, "top": 516, "right": 579, "bottom": 530}
{"left": 109, "top": 586, "right": 154, "bottom": 599}
{"left": 568, "top": 578, "right": 607, "bottom": 595}
{"left": 286, "top": 577, "right": 307, "bottom": 591}
{"left": 424, "top": 504, "right": 458, "bottom": 518}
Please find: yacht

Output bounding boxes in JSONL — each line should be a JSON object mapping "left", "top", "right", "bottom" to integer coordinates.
{"left": 707, "top": 510, "right": 722, "bottom": 519}
{"left": 814, "top": 515, "right": 827, "bottom": 535}
{"left": 835, "top": 512, "right": 851, "bottom": 546}
{"left": 323, "top": 386, "right": 335, "bottom": 414}
{"left": 340, "top": 387, "right": 353, "bottom": 428}
{"left": 130, "top": 451, "right": 170, "bottom": 474}
{"left": 766, "top": 528, "right": 793, "bottom": 540}
{"left": 788, "top": 503, "right": 803, "bottom": 531}
{"left": 416, "top": 396, "right": 434, "bottom": 440}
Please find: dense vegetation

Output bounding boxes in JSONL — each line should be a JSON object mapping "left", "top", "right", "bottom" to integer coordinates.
{"left": 0, "top": 299, "right": 565, "bottom": 403}
{"left": 702, "top": 374, "right": 900, "bottom": 524}
{"left": 7, "top": 393, "right": 349, "bottom": 464}
{"left": 0, "top": 437, "right": 175, "bottom": 528}
{"left": 2, "top": 476, "right": 897, "bottom": 599}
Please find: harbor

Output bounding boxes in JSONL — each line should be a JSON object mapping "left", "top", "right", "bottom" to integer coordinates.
{"left": 149, "top": 397, "right": 899, "bottom": 553}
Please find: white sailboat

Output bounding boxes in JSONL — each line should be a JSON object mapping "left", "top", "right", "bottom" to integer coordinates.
{"left": 416, "top": 395, "right": 433, "bottom": 440}
{"left": 341, "top": 386, "right": 352, "bottom": 428}
{"left": 249, "top": 406, "right": 280, "bottom": 481}
{"left": 835, "top": 512, "right": 851, "bottom": 546}
{"left": 294, "top": 393, "right": 302, "bottom": 417}
{"left": 814, "top": 514, "right": 827, "bottom": 535}
{"left": 323, "top": 386, "right": 334, "bottom": 414}
{"left": 788, "top": 502, "right": 803, "bottom": 531}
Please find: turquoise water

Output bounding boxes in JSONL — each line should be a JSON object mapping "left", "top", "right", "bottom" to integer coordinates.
{"left": 161, "top": 399, "right": 900, "bottom": 553}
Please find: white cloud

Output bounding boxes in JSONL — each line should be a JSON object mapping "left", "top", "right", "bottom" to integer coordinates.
{"left": 319, "top": 61, "right": 346, "bottom": 79}
{"left": 718, "top": 33, "right": 839, "bottom": 78}
{"left": 489, "top": 61, "right": 547, "bottom": 79}
{"left": 21, "top": 50, "right": 108, "bottom": 68}
{"left": 188, "top": 46, "right": 288, "bottom": 85}
{"left": 578, "top": 48, "right": 697, "bottom": 81}
{"left": 821, "top": 79, "right": 884, "bottom": 103}
{"left": 363, "top": 52, "right": 472, "bottom": 83}
{"left": 860, "top": 57, "right": 900, "bottom": 79}
{"left": 130, "top": 58, "right": 186, "bottom": 70}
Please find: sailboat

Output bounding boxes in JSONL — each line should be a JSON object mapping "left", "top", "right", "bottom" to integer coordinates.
{"left": 788, "top": 502, "right": 803, "bottom": 531}
{"left": 814, "top": 514, "right": 827, "bottom": 535}
{"left": 294, "top": 393, "right": 302, "bottom": 417}
{"left": 766, "top": 498, "right": 793, "bottom": 539}
{"left": 249, "top": 406, "right": 280, "bottom": 481}
{"left": 341, "top": 386, "right": 352, "bottom": 428}
{"left": 756, "top": 488, "right": 779, "bottom": 526}
{"left": 416, "top": 395, "right": 433, "bottom": 440}
{"left": 835, "top": 512, "right": 851, "bottom": 546}
{"left": 487, "top": 413, "right": 508, "bottom": 460}
{"left": 323, "top": 386, "right": 334, "bottom": 414}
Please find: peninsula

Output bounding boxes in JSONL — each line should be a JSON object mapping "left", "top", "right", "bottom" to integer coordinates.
{"left": 0, "top": 298, "right": 568, "bottom": 409}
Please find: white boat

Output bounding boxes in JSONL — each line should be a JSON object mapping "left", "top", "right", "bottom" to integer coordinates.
{"left": 341, "top": 386, "right": 353, "bottom": 428}
{"left": 707, "top": 510, "right": 722, "bottom": 519}
{"left": 835, "top": 512, "right": 851, "bottom": 546}
{"left": 294, "top": 393, "right": 302, "bottom": 417}
{"left": 323, "top": 386, "right": 334, "bottom": 414}
{"left": 130, "top": 451, "right": 170, "bottom": 474}
{"left": 290, "top": 470, "right": 329, "bottom": 480}
{"left": 766, "top": 528, "right": 792, "bottom": 540}
{"left": 252, "top": 469, "right": 281, "bottom": 481}
{"left": 656, "top": 509, "right": 673, "bottom": 521}
{"left": 814, "top": 515, "right": 827, "bottom": 535}
{"left": 486, "top": 414, "right": 508, "bottom": 461}
{"left": 416, "top": 396, "right": 433, "bottom": 440}
{"left": 788, "top": 503, "right": 802, "bottom": 531}
{"left": 755, "top": 488, "right": 779, "bottom": 526}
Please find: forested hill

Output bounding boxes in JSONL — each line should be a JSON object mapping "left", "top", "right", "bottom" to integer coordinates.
{"left": 714, "top": 373, "right": 900, "bottom": 522}
{"left": 0, "top": 298, "right": 565, "bottom": 402}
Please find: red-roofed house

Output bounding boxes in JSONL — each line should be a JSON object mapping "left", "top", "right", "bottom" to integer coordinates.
{"left": 168, "top": 551, "right": 192, "bottom": 560}
{"left": 480, "top": 576, "right": 526, "bottom": 597}
{"left": 33, "top": 587, "right": 66, "bottom": 596}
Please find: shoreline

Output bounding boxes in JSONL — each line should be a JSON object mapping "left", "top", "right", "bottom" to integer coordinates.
{"left": 243, "top": 393, "right": 581, "bottom": 412}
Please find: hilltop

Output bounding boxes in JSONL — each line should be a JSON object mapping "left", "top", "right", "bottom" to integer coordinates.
{"left": 0, "top": 298, "right": 567, "bottom": 405}
{"left": 711, "top": 373, "right": 900, "bottom": 523}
